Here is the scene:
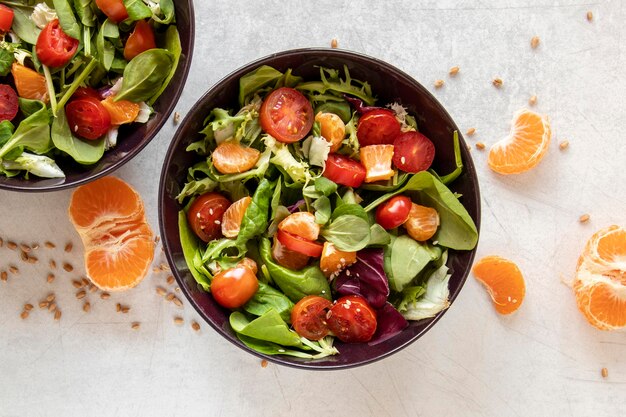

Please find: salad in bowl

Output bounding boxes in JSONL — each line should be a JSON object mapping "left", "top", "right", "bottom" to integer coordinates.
{"left": 161, "top": 49, "right": 480, "bottom": 368}
{"left": 0, "top": 0, "right": 184, "bottom": 184}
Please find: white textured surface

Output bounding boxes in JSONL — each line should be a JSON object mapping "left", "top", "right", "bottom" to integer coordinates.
{"left": 1, "top": 1, "right": 625, "bottom": 416}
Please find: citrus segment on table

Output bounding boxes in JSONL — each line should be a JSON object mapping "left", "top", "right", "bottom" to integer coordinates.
{"left": 573, "top": 225, "right": 626, "bottom": 330}
{"left": 68, "top": 176, "right": 154, "bottom": 291}
{"left": 472, "top": 255, "right": 525, "bottom": 314}
{"left": 488, "top": 109, "right": 551, "bottom": 175}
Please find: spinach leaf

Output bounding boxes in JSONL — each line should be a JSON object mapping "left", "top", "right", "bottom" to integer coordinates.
{"left": 53, "top": 0, "right": 82, "bottom": 40}
{"left": 148, "top": 26, "right": 181, "bottom": 105}
{"left": 321, "top": 214, "right": 370, "bottom": 252}
{"left": 236, "top": 334, "right": 314, "bottom": 358}
{"left": 384, "top": 235, "right": 440, "bottom": 292}
{"left": 312, "top": 195, "right": 331, "bottom": 225}
{"left": 0, "top": 99, "right": 52, "bottom": 159}
{"left": 230, "top": 310, "right": 302, "bottom": 347}
{"left": 96, "top": 19, "right": 118, "bottom": 71}
{"left": 243, "top": 282, "right": 294, "bottom": 323}
{"left": 115, "top": 49, "right": 174, "bottom": 102}
{"left": 234, "top": 178, "right": 273, "bottom": 250}
{"left": 239, "top": 65, "right": 283, "bottom": 106}
{"left": 73, "top": 0, "right": 97, "bottom": 27}
{"left": 259, "top": 238, "right": 331, "bottom": 302}
{"left": 51, "top": 108, "right": 105, "bottom": 164}
{"left": 364, "top": 171, "right": 478, "bottom": 250}
{"left": 0, "top": 49, "right": 14, "bottom": 76}
{"left": 10, "top": 7, "right": 40, "bottom": 45}
{"left": 122, "top": 0, "right": 152, "bottom": 21}
{"left": 178, "top": 210, "right": 210, "bottom": 290}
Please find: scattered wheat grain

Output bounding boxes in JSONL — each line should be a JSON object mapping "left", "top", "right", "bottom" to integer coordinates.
{"left": 579, "top": 214, "right": 590, "bottom": 223}
{"left": 434, "top": 79, "right": 444, "bottom": 88}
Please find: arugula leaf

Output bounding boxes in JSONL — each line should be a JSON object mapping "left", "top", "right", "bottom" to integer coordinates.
{"left": 115, "top": 49, "right": 174, "bottom": 102}
{"left": 51, "top": 108, "right": 105, "bottom": 164}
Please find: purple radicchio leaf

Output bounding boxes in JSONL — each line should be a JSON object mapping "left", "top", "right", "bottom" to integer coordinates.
{"left": 286, "top": 199, "right": 305, "bottom": 213}
{"left": 333, "top": 248, "right": 390, "bottom": 309}
{"left": 368, "top": 302, "right": 409, "bottom": 346}
{"left": 343, "top": 94, "right": 385, "bottom": 115}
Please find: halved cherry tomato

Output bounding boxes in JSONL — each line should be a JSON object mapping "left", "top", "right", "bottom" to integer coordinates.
{"left": 259, "top": 87, "right": 313, "bottom": 143}
{"left": 272, "top": 237, "right": 310, "bottom": 270}
{"left": 392, "top": 131, "right": 435, "bottom": 173}
{"left": 211, "top": 265, "right": 259, "bottom": 308}
{"left": 323, "top": 153, "right": 366, "bottom": 188}
{"left": 72, "top": 87, "right": 101, "bottom": 100}
{"left": 276, "top": 230, "right": 323, "bottom": 258}
{"left": 278, "top": 212, "right": 320, "bottom": 241}
{"left": 0, "top": 85, "right": 18, "bottom": 122}
{"left": 65, "top": 97, "right": 111, "bottom": 140}
{"left": 356, "top": 109, "right": 401, "bottom": 146}
{"left": 187, "top": 192, "right": 231, "bottom": 242}
{"left": 123, "top": 20, "right": 156, "bottom": 61}
{"left": 375, "top": 195, "right": 412, "bottom": 229}
{"left": 326, "top": 295, "right": 377, "bottom": 343}
{"left": 36, "top": 19, "right": 79, "bottom": 68}
{"left": 95, "top": 0, "right": 128, "bottom": 23}
{"left": 291, "top": 296, "right": 333, "bottom": 340}
{"left": 0, "top": 4, "right": 14, "bottom": 33}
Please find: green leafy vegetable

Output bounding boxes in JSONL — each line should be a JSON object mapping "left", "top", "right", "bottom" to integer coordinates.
{"left": 51, "top": 108, "right": 105, "bottom": 164}
{"left": 73, "top": 0, "right": 97, "bottom": 27}
{"left": 230, "top": 310, "right": 302, "bottom": 347}
{"left": 237, "top": 334, "right": 338, "bottom": 359}
{"left": 149, "top": 26, "right": 181, "bottom": 105}
{"left": 1, "top": 152, "right": 64, "bottom": 178}
{"left": 238, "top": 65, "right": 283, "bottom": 106}
{"left": 122, "top": 0, "right": 152, "bottom": 21}
{"left": 0, "top": 99, "right": 52, "bottom": 159}
{"left": 321, "top": 214, "right": 370, "bottom": 251}
{"left": 115, "top": 49, "right": 174, "bottom": 102}
{"left": 297, "top": 66, "right": 376, "bottom": 106}
{"left": 53, "top": 0, "right": 82, "bottom": 40}
{"left": 439, "top": 131, "right": 463, "bottom": 185}
{"left": 312, "top": 195, "right": 331, "bottom": 225}
{"left": 10, "top": 7, "right": 41, "bottom": 45}
{"left": 234, "top": 178, "right": 273, "bottom": 250}
{"left": 400, "top": 251, "right": 451, "bottom": 320}
{"left": 178, "top": 210, "right": 210, "bottom": 290}
{"left": 243, "top": 282, "right": 294, "bottom": 323}
{"left": 384, "top": 235, "right": 440, "bottom": 292}
{"left": 0, "top": 49, "right": 14, "bottom": 76}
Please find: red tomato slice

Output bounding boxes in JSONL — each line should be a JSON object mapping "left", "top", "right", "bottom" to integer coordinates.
{"left": 211, "top": 266, "right": 259, "bottom": 309}
{"left": 123, "top": 20, "right": 156, "bottom": 61}
{"left": 326, "top": 295, "right": 377, "bottom": 343}
{"left": 65, "top": 97, "right": 112, "bottom": 140}
{"left": 95, "top": 0, "right": 129, "bottom": 23}
{"left": 392, "top": 131, "right": 436, "bottom": 173}
{"left": 35, "top": 19, "right": 79, "bottom": 68}
{"left": 259, "top": 87, "right": 314, "bottom": 143}
{"left": 0, "top": 84, "right": 19, "bottom": 122}
{"left": 291, "top": 296, "right": 333, "bottom": 340}
{"left": 356, "top": 109, "right": 401, "bottom": 146}
{"left": 323, "top": 153, "right": 366, "bottom": 188}
{"left": 72, "top": 87, "right": 101, "bottom": 100}
{"left": 276, "top": 230, "right": 323, "bottom": 258}
{"left": 187, "top": 192, "right": 231, "bottom": 242}
{"left": 375, "top": 195, "right": 412, "bottom": 229}
{"left": 0, "top": 4, "right": 14, "bottom": 33}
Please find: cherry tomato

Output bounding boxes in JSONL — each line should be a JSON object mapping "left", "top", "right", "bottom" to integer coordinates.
{"left": 375, "top": 195, "right": 412, "bottom": 229}
{"left": 276, "top": 230, "right": 323, "bottom": 258}
{"left": 291, "top": 296, "right": 333, "bottom": 340}
{"left": 326, "top": 295, "right": 377, "bottom": 343}
{"left": 392, "top": 131, "right": 436, "bottom": 173}
{"left": 211, "top": 266, "right": 259, "bottom": 309}
{"left": 0, "top": 4, "right": 14, "bottom": 33}
{"left": 123, "top": 20, "right": 156, "bottom": 61}
{"left": 35, "top": 19, "right": 79, "bottom": 68}
{"left": 187, "top": 192, "right": 231, "bottom": 243}
{"left": 0, "top": 84, "right": 19, "bottom": 122}
{"left": 272, "top": 237, "right": 310, "bottom": 270}
{"left": 356, "top": 109, "right": 401, "bottom": 147}
{"left": 95, "top": 0, "right": 128, "bottom": 23}
{"left": 259, "top": 87, "right": 313, "bottom": 143}
{"left": 323, "top": 153, "right": 366, "bottom": 188}
{"left": 72, "top": 87, "right": 101, "bottom": 100}
{"left": 65, "top": 97, "right": 111, "bottom": 140}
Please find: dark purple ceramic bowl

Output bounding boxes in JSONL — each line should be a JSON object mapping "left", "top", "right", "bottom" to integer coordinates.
{"left": 159, "top": 48, "right": 481, "bottom": 370}
{"left": 0, "top": 2, "right": 195, "bottom": 193}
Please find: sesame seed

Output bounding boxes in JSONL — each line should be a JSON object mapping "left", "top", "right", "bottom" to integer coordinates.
{"left": 579, "top": 214, "right": 590, "bottom": 223}
{"left": 214, "top": 220, "right": 221, "bottom": 225}
{"left": 173, "top": 112, "right": 181, "bottom": 124}
{"left": 400, "top": 156, "right": 406, "bottom": 164}
{"left": 196, "top": 212, "right": 201, "bottom": 219}
{"left": 209, "top": 208, "right": 214, "bottom": 215}
{"left": 31, "top": 243, "right": 39, "bottom": 250}
{"left": 278, "top": 349, "right": 285, "bottom": 353}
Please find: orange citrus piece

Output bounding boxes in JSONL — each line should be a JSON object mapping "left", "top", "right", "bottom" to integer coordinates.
{"left": 212, "top": 141, "right": 261, "bottom": 174}
{"left": 316, "top": 112, "right": 345, "bottom": 152}
{"left": 573, "top": 225, "right": 626, "bottom": 330}
{"left": 221, "top": 196, "right": 252, "bottom": 238}
{"left": 278, "top": 211, "right": 320, "bottom": 241}
{"left": 403, "top": 203, "right": 440, "bottom": 241}
{"left": 101, "top": 96, "right": 140, "bottom": 125}
{"left": 68, "top": 176, "right": 154, "bottom": 291}
{"left": 472, "top": 256, "right": 525, "bottom": 314}
{"left": 488, "top": 109, "right": 551, "bottom": 175}
{"left": 320, "top": 242, "right": 357, "bottom": 278}
{"left": 11, "top": 63, "right": 49, "bottom": 103}
{"left": 360, "top": 144, "right": 395, "bottom": 183}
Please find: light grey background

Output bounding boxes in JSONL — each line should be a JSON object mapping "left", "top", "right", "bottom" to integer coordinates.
{"left": 1, "top": 1, "right": 625, "bottom": 416}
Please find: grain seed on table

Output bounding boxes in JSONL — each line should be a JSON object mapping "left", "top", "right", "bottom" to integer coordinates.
{"left": 166, "top": 275, "right": 175, "bottom": 285}
{"left": 7, "top": 241, "right": 17, "bottom": 250}
{"left": 191, "top": 321, "right": 201, "bottom": 332}
{"left": 601, "top": 367, "right": 608, "bottom": 378}
{"left": 529, "top": 95, "right": 538, "bottom": 106}
{"left": 54, "top": 310, "right": 62, "bottom": 321}
{"left": 83, "top": 302, "right": 91, "bottom": 313}
{"left": 72, "top": 280, "right": 84, "bottom": 289}
{"left": 9, "top": 265, "right": 18, "bottom": 274}
{"left": 156, "top": 287, "right": 167, "bottom": 296}
{"left": 579, "top": 214, "right": 591, "bottom": 223}
{"left": 330, "top": 38, "right": 338, "bottom": 48}
{"left": 47, "top": 273, "right": 55, "bottom": 283}
{"left": 449, "top": 66, "right": 460, "bottom": 76}
{"left": 46, "top": 293, "right": 55, "bottom": 302}
{"left": 0, "top": 237, "right": 3, "bottom": 247}
{"left": 559, "top": 140, "right": 569, "bottom": 150}
{"left": 466, "top": 127, "right": 476, "bottom": 136}
{"left": 100, "top": 292, "right": 110, "bottom": 300}
{"left": 48, "top": 302, "right": 57, "bottom": 312}
{"left": 19, "top": 243, "right": 31, "bottom": 253}
{"left": 476, "top": 142, "right": 486, "bottom": 150}
{"left": 530, "top": 36, "right": 540, "bottom": 49}
{"left": 587, "top": 11, "right": 593, "bottom": 22}
{"left": 39, "top": 301, "right": 49, "bottom": 309}
{"left": 63, "top": 263, "right": 74, "bottom": 272}
{"left": 49, "top": 259, "right": 57, "bottom": 269}
{"left": 174, "top": 317, "right": 184, "bottom": 325}
{"left": 434, "top": 79, "right": 444, "bottom": 88}
{"left": 131, "top": 322, "right": 140, "bottom": 330}
{"left": 76, "top": 290, "right": 86, "bottom": 300}
{"left": 261, "top": 360, "right": 268, "bottom": 368}
{"left": 20, "top": 311, "right": 29, "bottom": 320}
{"left": 64, "top": 243, "right": 73, "bottom": 253}
{"left": 23, "top": 303, "right": 33, "bottom": 311}
{"left": 492, "top": 78, "right": 503, "bottom": 88}
{"left": 25, "top": 255, "right": 38, "bottom": 264}
{"left": 1, "top": 271, "right": 7, "bottom": 282}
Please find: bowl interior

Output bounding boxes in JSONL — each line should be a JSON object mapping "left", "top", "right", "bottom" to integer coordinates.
{"left": 159, "top": 49, "right": 481, "bottom": 370}
{"left": 0, "top": 2, "right": 195, "bottom": 192}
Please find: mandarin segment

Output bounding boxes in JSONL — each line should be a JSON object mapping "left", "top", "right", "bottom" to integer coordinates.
{"left": 221, "top": 196, "right": 252, "bottom": 238}
{"left": 11, "top": 63, "right": 49, "bottom": 103}
{"left": 403, "top": 203, "right": 440, "bottom": 242}
{"left": 360, "top": 144, "right": 395, "bottom": 183}
{"left": 472, "top": 255, "right": 525, "bottom": 314}
{"left": 278, "top": 212, "right": 321, "bottom": 241}
{"left": 320, "top": 242, "right": 357, "bottom": 278}
{"left": 488, "top": 109, "right": 551, "bottom": 175}
{"left": 212, "top": 141, "right": 261, "bottom": 174}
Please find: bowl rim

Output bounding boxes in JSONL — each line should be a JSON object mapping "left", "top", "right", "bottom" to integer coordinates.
{"left": 159, "top": 47, "right": 481, "bottom": 370}
{"left": 0, "top": 2, "right": 196, "bottom": 193}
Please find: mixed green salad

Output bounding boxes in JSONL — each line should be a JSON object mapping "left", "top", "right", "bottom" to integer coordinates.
{"left": 177, "top": 65, "right": 478, "bottom": 359}
{"left": 0, "top": 0, "right": 179, "bottom": 179}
